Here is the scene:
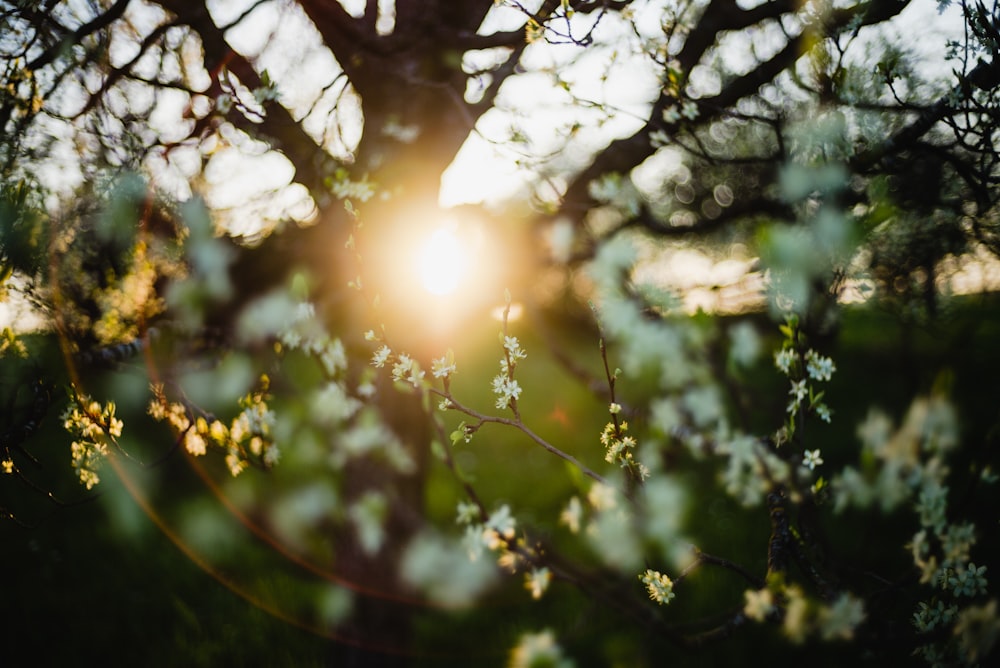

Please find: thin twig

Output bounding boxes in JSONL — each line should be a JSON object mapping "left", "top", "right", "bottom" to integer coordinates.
{"left": 433, "top": 389, "right": 610, "bottom": 486}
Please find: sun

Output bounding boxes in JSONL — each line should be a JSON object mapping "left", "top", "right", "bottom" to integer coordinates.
{"left": 417, "top": 227, "right": 468, "bottom": 296}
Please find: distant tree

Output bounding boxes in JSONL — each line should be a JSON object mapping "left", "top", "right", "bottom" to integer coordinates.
{"left": 1, "top": 1, "right": 999, "bottom": 665}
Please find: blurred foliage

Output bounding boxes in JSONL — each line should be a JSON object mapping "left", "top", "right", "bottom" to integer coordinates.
{"left": 1, "top": 0, "right": 1000, "bottom": 666}
{"left": 2, "top": 294, "right": 998, "bottom": 666}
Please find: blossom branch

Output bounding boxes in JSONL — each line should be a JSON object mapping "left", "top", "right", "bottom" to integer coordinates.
{"left": 432, "top": 388, "right": 610, "bottom": 486}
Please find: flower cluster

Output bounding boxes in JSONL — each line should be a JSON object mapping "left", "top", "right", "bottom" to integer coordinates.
{"left": 62, "top": 397, "right": 123, "bottom": 489}
{"left": 278, "top": 301, "right": 350, "bottom": 377}
{"left": 587, "top": 172, "right": 642, "bottom": 219}
{"left": 483, "top": 503, "right": 517, "bottom": 550}
{"left": 805, "top": 349, "right": 836, "bottom": 381}
{"left": 147, "top": 379, "right": 277, "bottom": 476}
{"left": 492, "top": 335, "right": 526, "bottom": 410}
{"left": 775, "top": 346, "right": 835, "bottom": 422}
{"left": 913, "top": 600, "right": 958, "bottom": 633}
{"left": 600, "top": 413, "right": 648, "bottom": 479}
{"left": 329, "top": 169, "right": 375, "bottom": 203}
{"left": 639, "top": 569, "right": 675, "bottom": 605}
{"left": 763, "top": 584, "right": 866, "bottom": 643}
{"left": 431, "top": 350, "right": 456, "bottom": 379}
{"left": 368, "top": 338, "right": 443, "bottom": 392}
{"left": 772, "top": 319, "right": 836, "bottom": 490}
{"left": 455, "top": 501, "right": 534, "bottom": 581}
{"left": 824, "top": 390, "right": 990, "bottom": 664}
{"left": 662, "top": 100, "right": 699, "bottom": 124}
{"left": 945, "top": 563, "right": 988, "bottom": 598}
{"left": 491, "top": 374, "right": 522, "bottom": 409}
{"left": 508, "top": 629, "right": 572, "bottom": 668}
{"left": 391, "top": 353, "right": 425, "bottom": 389}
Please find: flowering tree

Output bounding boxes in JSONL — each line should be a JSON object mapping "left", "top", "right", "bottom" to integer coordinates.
{"left": 2, "top": 0, "right": 999, "bottom": 665}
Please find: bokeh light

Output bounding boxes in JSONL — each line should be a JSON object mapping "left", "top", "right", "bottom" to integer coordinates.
{"left": 417, "top": 227, "right": 467, "bottom": 296}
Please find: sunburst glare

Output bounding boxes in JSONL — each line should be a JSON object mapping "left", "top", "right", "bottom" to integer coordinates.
{"left": 417, "top": 227, "right": 467, "bottom": 296}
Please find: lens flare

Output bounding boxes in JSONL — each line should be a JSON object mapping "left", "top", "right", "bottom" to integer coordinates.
{"left": 417, "top": 227, "right": 466, "bottom": 296}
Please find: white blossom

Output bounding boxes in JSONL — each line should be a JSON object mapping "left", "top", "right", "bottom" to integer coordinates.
{"left": 371, "top": 344, "right": 391, "bottom": 368}
{"left": 525, "top": 568, "right": 552, "bottom": 600}
{"left": 802, "top": 449, "right": 823, "bottom": 470}
{"left": 805, "top": 350, "right": 836, "bottom": 381}
{"left": 639, "top": 569, "right": 675, "bottom": 604}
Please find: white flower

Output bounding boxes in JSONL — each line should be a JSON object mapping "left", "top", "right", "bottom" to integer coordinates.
{"left": 560, "top": 496, "right": 582, "bottom": 534}
{"left": 587, "top": 482, "right": 617, "bottom": 511}
{"left": 482, "top": 527, "right": 504, "bottom": 550}
{"left": 407, "top": 365, "right": 425, "bottom": 388}
{"left": 456, "top": 501, "right": 479, "bottom": 525}
{"left": 262, "top": 443, "right": 281, "bottom": 467}
{"left": 681, "top": 100, "right": 699, "bottom": 120}
{"left": 663, "top": 105, "right": 681, "bottom": 123}
{"left": 913, "top": 600, "right": 957, "bottom": 632}
{"left": 312, "top": 381, "right": 361, "bottom": 423}
{"left": 320, "top": 339, "right": 347, "bottom": 375}
{"left": 184, "top": 430, "right": 207, "bottom": 456}
{"left": 431, "top": 354, "right": 456, "bottom": 379}
{"left": 486, "top": 504, "right": 516, "bottom": 541}
{"left": 371, "top": 345, "right": 391, "bottom": 368}
{"left": 462, "top": 524, "right": 485, "bottom": 561}
{"left": 789, "top": 379, "right": 808, "bottom": 403}
{"left": 166, "top": 403, "right": 190, "bottom": 432}
{"left": 819, "top": 592, "right": 865, "bottom": 640}
{"left": 783, "top": 585, "right": 809, "bottom": 643}
{"left": 744, "top": 588, "right": 776, "bottom": 622}
{"left": 954, "top": 600, "right": 1000, "bottom": 663}
{"left": 949, "top": 563, "right": 988, "bottom": 597}
{"left": 774, "top": 348, "right": 799, "bottom": 374}
{"left": 503, "top": 335, "right": 527, "bottom": 361}
{"left": 802, "top": 449, "right": 823, "bottom": 470}
{"left": 650, "top": 130, "right": 671, "bottom": 147}
{"left": 917, "top": 482, "right": 948, "bottom": 531}
{"left": 525, "top": 568, "right": 552, "bottom": 600}
{"left": 279, "top": 329, "right": 302, "bottom": 349}
{"left": 225, "top": 449, "right": 247, "bottom": 477}
{"left": 508, "top": 630, "right": 570, "bottom": 668}
{"left": 392, "top": 353, "right": 424, "bottom": 387}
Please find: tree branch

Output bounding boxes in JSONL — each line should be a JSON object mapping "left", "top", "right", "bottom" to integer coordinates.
{"left": 27, "top": 0, "right": 132, "bottom": 71}
{"left": 153, "top": 0, "right": 330, "bottom": 194}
